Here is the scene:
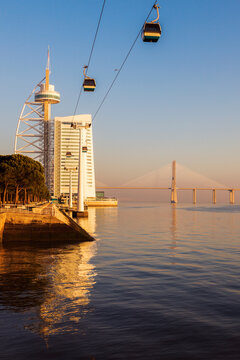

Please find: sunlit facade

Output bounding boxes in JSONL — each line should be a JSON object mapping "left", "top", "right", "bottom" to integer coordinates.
{"left": 54, "top": 114, "right": 96, "bottom": 198}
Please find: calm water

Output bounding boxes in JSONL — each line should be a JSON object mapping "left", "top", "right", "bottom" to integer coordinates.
{"left": 0, "top": 203, "right": 240, "bottom": 359}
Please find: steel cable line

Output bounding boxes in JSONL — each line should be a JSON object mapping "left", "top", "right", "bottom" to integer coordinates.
{"left": 73, "top": 0, "right": 107, "bottom": 117}
{"left": 92, "top": 0, "right": 158, "bottom": 121}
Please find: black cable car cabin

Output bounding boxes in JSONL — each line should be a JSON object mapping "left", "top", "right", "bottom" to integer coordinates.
{"left": 83, "top": 78, "right": 96, "bottom": 92}
{"left": 66, "top": 151, "right": 72, "bottom": 158}
{"left": 82, "top": 146, "right": 88, "bottom": 153}
{"left": 142, "top": 22, "right": 161, "bottom": 42}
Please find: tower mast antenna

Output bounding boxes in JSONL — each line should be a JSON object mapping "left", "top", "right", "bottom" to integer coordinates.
{"left": 45, "top": 46, "right": 50, "bottom": 91}
{"left": 47, "top": 45, "right": 50, "bottom": 70}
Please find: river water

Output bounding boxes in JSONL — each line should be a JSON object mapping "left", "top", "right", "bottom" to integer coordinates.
{"left": 0, "top": 203, "right": 239, "bottom": 359}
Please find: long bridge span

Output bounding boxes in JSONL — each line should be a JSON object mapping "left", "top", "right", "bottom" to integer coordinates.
{"left": 96, "top": 161, "right": 239, "bottom": 204}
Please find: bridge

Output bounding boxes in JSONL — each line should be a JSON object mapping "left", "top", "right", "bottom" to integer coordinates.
{"left": 96, "top": 161, "right": 239, "bottom": 204}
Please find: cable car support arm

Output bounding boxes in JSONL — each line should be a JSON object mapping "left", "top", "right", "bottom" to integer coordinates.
{"left": 150, "top": 4, "right": 160, "bottom": 24}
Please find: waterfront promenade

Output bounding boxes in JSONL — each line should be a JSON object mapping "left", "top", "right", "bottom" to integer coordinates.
{"left": 0, "top": 203, "right": 94, "bottom": 243}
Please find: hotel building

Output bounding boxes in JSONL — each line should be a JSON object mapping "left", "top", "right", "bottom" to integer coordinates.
{"left": 54, "top": 114, "right": 96, "bottom": 198}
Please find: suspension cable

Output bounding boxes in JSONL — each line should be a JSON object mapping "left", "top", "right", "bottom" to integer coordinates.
{"left": 73, "top": 0, "right": 107, "bottom": 117}
{"left": 92, "top": 0, "right": 158, "bottom": 121}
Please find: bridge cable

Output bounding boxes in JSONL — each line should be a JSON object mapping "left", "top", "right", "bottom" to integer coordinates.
{"left": 73, "top": 0, "right": 107, "bottom": 117}
{"left": 92, "top": 0, "right": 158, "bottom": 121}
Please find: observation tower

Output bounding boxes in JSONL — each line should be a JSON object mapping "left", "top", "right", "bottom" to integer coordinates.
{"left": 15, "top": 49, "right": 60, "bottom": 193}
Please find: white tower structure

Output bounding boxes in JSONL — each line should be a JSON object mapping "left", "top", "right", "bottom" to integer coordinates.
{"left": 15, "top": 49, "right": 60, "bottom": 193}
{"left": 54, "top": 115, "right": 96, "bottom": 200}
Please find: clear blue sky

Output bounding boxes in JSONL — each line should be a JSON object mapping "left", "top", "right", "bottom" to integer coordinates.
{"left": 0, "top": 0, "right": 240, "bottom": 186}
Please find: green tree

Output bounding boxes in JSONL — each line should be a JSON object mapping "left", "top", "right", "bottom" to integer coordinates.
{"left": 0, "top": 154, "right": 49, "bottom": 204}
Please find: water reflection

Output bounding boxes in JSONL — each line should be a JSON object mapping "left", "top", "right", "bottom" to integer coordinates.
{"left": 77, "top": 206, "right": 119, "bottom": 237}
{"left": 1, "top": 204, "right": 240, "bottom": 359}
{"left": 77, "top": 207, "right": 97, "bottom": 236}
{"left": 0, "top": 241, "right": 97, "bottom": 337}
{"left": 168, "top": 204, "right": 177, "bottom": 265}
{"left": 0, "top": 244, "right": 50, "bottom": 311}
{"left": 171, "top": 204, "right": 177, "bottom": 246}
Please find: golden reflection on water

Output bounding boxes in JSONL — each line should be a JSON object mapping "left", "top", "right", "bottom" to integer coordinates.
{"left": 169, "top": 204, "right": 177, "bottom": 264}
{"left": 171, "top": 204, "right": 177, "bottom": 246}
{"left": 0, "top": 240, "right": 97, "bottom": 338}
{"left": 38, "top": 241, "right": 97, "bottom": 337}
{"left": 0, "top": 206, "right": 120, "bottom": 339}
{"left": 76, "top": 207, "right": 97, "bottom": 236}
{"left": 77, "top": 206, "right": 119, "bottom": 237}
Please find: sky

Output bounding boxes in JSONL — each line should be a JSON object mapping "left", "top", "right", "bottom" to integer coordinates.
{"left": 0, "top": 0, "right": 240, "bottom": 187}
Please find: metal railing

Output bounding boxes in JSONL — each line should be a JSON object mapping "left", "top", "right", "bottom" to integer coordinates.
{"left": 0, "top": 202, "right": 52, "bottom": 214}
{"left": 87, "top": 197, "right": 117, "bottom": 201}
{"left": 0, "top": 207, "right": 32, "bottom": 213}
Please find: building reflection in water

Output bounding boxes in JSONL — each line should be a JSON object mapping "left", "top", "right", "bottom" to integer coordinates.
{"left": 77, "top": 207, "right": 97, "bottom": 237}
{"left": 77, "top": 206, "right": 118, "bottom": 238}
{"left": 0, "top": 239, "right": 97, "bottom": 338}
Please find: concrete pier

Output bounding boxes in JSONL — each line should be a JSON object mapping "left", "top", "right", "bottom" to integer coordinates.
{"left": 212, "top": 189, "right": 216, "bottom": 204}
{"left": 193, "top": 189, "right": 197, "bottom": 204}
{"left": 72, "top": 210, "right": 89, "bottom": 218}
{"left": 229, "top": 190, "right": 235, "bottom": 204}
{"left": 0, "top": 204, "right": 94, "bottom": 244}
{"left": 171, "top": 160, "right": 178, "bottom": 204}
{"left": 0, "top": 213, "right": 6, "bottom": 241}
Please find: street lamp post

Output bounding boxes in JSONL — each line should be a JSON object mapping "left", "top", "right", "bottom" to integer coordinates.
{"left": 64, "top": 166, "right": 77, "bottom": 208}
{"left": 69, "top": 169, "right": 72, "bottom": 208}
{"left": 71, "top": 122, "right": 90, "bottom": 214}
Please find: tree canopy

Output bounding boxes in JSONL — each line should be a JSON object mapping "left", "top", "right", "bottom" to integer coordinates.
{"left": 0, "top": 154, "right": 49, "bottom": 204}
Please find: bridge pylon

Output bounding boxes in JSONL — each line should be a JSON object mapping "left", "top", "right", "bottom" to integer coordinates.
{"left": 171, "top": 160, "right": 178, "bottom": 204}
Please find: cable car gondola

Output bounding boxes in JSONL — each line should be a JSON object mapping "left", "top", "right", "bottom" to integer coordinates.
{"left": 82, "top": 146, "right": 88, "bottom": 153}
{"left": 83, "top": 65, "right": 96, "bottom": 92}
{"left": 83, "top": 78, "right": 96, "bottom": 91}
{"left": 142, "top": 4, "right": 161, "bottom": 43}
{"left": 66, "top": 151, "right": 72, "bottom": 158}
